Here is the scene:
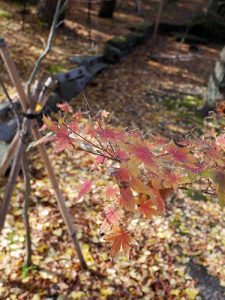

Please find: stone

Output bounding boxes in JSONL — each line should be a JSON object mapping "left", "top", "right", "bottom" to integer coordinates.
{"left": 188, "top": 260, "right": 225, "bottom": 300}
{"left": 54, "top": 66, "right": 91, "bottom": 83}
{"left": 174, "top": 33, "right": 208, "bottom": 45}
{"left": 0, "top": 140, "right": 9, "bottom": 165}
{"left": 0, "top": 118, "right": 17, "bottom": 143}
{"left": 203, "top": 46, "right": 225, "bottom": 110}
{"left": 70, "top": 54, "right": 105, "bottom": 67}
{"left": 44, "top": 92, "right": 61, "bottom": 112}
{"left": 103, "top": 44, "right": 123, "bottom": 64}
{"left": 88, "top": 63, "right": 107, "bottom": 77}
{"left": 0, "top": 102, "right": 11, "bottom": 117}
{"left": 129, "top": 21, "right": 154, "bottom": 36}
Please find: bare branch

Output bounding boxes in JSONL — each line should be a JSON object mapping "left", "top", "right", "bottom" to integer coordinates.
{"left": 152, "top": 0, "right": 165, "bottom": 48}
{"left": 27, "top": 0, "right": 62, "bottom": 96}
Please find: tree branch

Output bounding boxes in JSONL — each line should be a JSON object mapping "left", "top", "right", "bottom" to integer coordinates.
{"left": 27, "top": 0, "right": 62, "bottom": 96}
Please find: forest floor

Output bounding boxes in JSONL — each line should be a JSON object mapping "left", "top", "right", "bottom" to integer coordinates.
{"left": 0, "top": 0, "right": 225, "bottom": 299}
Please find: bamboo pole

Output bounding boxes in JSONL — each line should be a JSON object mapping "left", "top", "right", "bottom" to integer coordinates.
{"left": 0, "top": 39, "right": 29, "bottom": 111}
{"left": 0, "top": 132, "right": 19, "bottom": 176}
{"left": 31, "top": 122, "right": 87, "bottom": 269}
{"left": 0, "top": 119, "right": 30, "bottom": 232}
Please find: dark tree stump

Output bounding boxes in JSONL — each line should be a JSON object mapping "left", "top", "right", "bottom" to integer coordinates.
{"left": 98, "top": 0, "right": 117, "bottom": 19}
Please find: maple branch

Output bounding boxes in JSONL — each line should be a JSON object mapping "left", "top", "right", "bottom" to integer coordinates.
{"left": 180, "top": 186, "right": 216, "bottom": 196}
{"left": 63, "top": 123, "right": 119, "bottom": 161}
{"left": 82, "top": 94, "right": 117, "bottom": 159}
{"left": 70, "top": 142, "right": 120, "bottom": 163}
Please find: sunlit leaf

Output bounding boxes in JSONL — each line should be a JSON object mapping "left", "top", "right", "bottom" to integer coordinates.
{"left": 101, "top": 206, "right": 121, "bottom": 232}
{"left": 104, "top": 226, "right": 132, "bottom": 256}
{"left": 77, "top": 180, "right": 92, "bottom": 200}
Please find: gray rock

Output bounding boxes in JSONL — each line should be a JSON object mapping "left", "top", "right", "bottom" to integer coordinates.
{"left": 88, "top": 63, "right": 107, "bottom": 77}
{"left": 0, "top": 102, "right": 11, "bottom": 117}
{"left": 54, "top": 66, "right": 91, "bottom": 83}
{"left": 44, "top": 92, "right": 61, "bottom": 112}
{"left": 0, "top": 140, "right": 9, "bottom": 164}
{"left": 188, "top": 260, "right": 225, "bottom": 300}
{"left": 0, "top": 118, "right": 18, "bottom": 142}
{"left": 103, "top": 44, "right": 123, "bottom": 64}
{"left": 70, "top": 54, "right": 105, "bottom": 67}
{"left": 0, "top": 101, "right": 20, "bottom": 118}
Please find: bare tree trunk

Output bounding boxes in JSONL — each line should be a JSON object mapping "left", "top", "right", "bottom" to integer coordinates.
{"left": 38, "top": 0, "right": 67, "bottom": 26}
{"left": 99, "top": 0, "right": 117, "bottom": 19}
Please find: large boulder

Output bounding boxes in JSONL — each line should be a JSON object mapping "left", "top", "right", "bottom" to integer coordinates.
{"left": 203, "top": 46, "right": 225, "bottom": 112}
{"left": 0, "top": 118, "right": 18, "bottom": 143}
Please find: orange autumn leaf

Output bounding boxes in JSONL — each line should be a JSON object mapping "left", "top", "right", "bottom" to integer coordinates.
{"left": 138, "top": 194, "right": 160, "bottom": 218}
{"left": 130, "top": 175, "right": 153, "bottom": 196}
{"left": 104, "top": 226, "right": 132, "bottom": 256}
{"left": 166, "top": 140, "right": 195, "bottom": 165}
{"left": 159, "top": 188, "right": 173, "bottom": 202}
{"left": 104, "top": 186, "right": 119, "bottom": 199}
{"left": 130, "top": 143, "right": 157, "bottom": 170}
{"left": 119, "top": 187, "right": 136, "bottom": 210}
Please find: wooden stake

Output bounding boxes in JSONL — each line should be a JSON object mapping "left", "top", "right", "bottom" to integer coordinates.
{"left": 0, "top": 132, "right": 19, "bottom": 176}
{"left": 0, "top": 39, "right": 87, "bottom": 269}
{"left": 0, "top": 39, "right": 29, "bottom": 111}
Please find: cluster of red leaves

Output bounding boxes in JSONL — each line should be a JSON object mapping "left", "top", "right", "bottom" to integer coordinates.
{"left": 39, "top": 103, "right": 225, "bottom": 257}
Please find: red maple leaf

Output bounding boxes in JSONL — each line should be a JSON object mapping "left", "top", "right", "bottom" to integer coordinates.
{"left": 77, "top": 180, "right": 92, "bottom": 200}
{"left": 113, "top": 167, "right": 130, "bottom": 183}
{"left": 101, "top": 207, "right": 121, "bottom": 232}
{"left": 130, "top": 143, "right": 157, "bottom": 170}
{"left": 138, "top": 194, "right": 160, "bottom": 218}
{"left": 53, "top": 126, "right": 72, "bottom": 153}
{"left": 96, "top": 127, "right": 125, "bottom": 141}
{"left": 104, "top": 186, "right": 119, "bottom": 199}
{"left": 119, "top": 187, "right": 136, "bottom": 210}
{"left": 166, "top": 140, "right": 194, "bottom": 164}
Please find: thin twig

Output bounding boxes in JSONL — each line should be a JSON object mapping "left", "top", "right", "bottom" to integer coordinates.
{"left": 152, "top": 0, "right": 165, "bottom": 47}
{"left": 63, "top": 122, "right": 119, "bottom": 161}
{"left": 70, "top": 142, "right": 120, "bottom": 162}
{"left": 82, "top": 94, "right": 117, "bottom": 158}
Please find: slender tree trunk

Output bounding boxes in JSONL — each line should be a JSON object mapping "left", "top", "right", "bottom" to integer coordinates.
{"left": 38, "top": 0, "right": 67, "bottom": 26}
{"left": 99, "top": 0, "right": 117, "bottom": 19}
